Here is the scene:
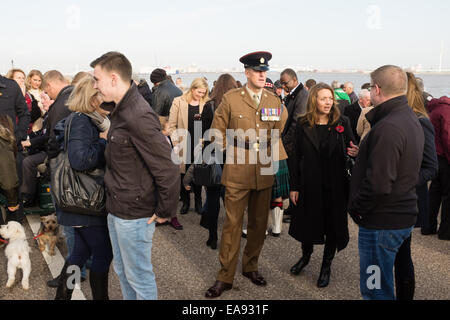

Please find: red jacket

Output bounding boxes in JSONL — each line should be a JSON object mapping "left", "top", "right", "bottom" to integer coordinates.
{"left": 428, "top": 96, "right": 450, "bottom": 163}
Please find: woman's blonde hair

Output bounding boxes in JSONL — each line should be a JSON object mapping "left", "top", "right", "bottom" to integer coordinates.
{"left": 183, "top": 78, "right": 210, "bottom": 104}
{"left": 304, "top": 82, "right": 341, "bottom": 127}
{"left": 6, "top": 68, "right": 26, "bottom": 80}
{"left": 67, "top": 75, "right": 99, "bottom": 114}
{"left": 406, "top": 72, "right": 428, "bottom": 119}
{"left": 26, "top": 70, "right": 44, "bottom": 91}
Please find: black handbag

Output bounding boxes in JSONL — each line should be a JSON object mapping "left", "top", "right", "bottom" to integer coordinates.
{"left": 193, "top": 102, "right": 223, "bottom": 187}
{"left": 193, "top": 155, "right": 222, "bottom": 187}
{"left": 339, "top": 122, "right": 356, "bottom": 181}
{"left": 50, "top": 113, "right": 106, "bottom": 216}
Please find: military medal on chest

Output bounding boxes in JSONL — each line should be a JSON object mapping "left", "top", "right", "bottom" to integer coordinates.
{"left": 261, "top": 107, "right": 280, "bottom": 121}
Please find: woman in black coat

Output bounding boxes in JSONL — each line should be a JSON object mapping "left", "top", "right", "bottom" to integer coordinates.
{"left": 289, "top": 82, "right": 358, "bottom": 288}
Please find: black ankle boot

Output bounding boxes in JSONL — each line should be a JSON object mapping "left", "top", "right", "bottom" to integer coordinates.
{"left": 89, "top": 270, "right": 109, "bottom": 300}
{"left": 180, "top": 199, "right": 190, "bottom": 214}
{"left": 55, "top": 262, "right": 74, "bottom": 300}
{"left": 290, "top": 255, "right": 311, "bottom": 275}
{"left": 317, "top": 258, "right": 333, "bottom": 288}
{"left": 207, "top": 230, "right": 218, "bottom": 249}
{"left": 396, "top": 278, "right": 415, "bottom": 300}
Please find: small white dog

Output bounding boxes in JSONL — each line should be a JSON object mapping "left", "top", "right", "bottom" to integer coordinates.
{"left": 0, "top": 221, "right": 31, "bottom": 290}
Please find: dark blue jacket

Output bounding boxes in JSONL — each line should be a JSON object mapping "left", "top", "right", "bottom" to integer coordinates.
{"left": 56, "top": 112, "right": 107, "bottom": 227}
{"left": 418, "top": 116, "right": 438, "bottom": 185}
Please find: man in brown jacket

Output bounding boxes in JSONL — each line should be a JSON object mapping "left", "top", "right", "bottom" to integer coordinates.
{"left": 205, "top": 51, "right": 283, "bottom": 298}
{"left": 91, "top": 52, "right": 180, "bottom": 300}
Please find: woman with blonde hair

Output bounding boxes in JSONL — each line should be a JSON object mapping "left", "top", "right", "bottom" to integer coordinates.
{"left": 168, "top": 77, "right": 210, "bottom": 215}
{"left": 26, "top": 70, "right": 46, "bottom": 115}
{"left": 289, "top": 82, "right": 358, "bottom": 288}
{"left": 393, "top": 72, "right": 438, "bottom": 300}
{"left": 6, "top": 69, "right": 42, "bottom": 135}
{"left": 52, "top": 75, "right": 112, "bottom": 300}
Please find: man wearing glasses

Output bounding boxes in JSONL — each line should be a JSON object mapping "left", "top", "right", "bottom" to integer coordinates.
{"left": 278, "top": 69, "right": 309, "bottom": 223}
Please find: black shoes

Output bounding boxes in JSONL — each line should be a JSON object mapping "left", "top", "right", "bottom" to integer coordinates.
{"left": 317, "top": 259, "right": 332, "bottom": 288}
{"left": 180, "top": 201, "right": 189, "bottom": 215}
{"left": 242, "top": 271, "right": 267, "bottom": 286}
{"left": 290, "top": 256, "right": 310, "bottom": 275}
{"left": 205, "top": 281, "right": 232, "bottom": 298}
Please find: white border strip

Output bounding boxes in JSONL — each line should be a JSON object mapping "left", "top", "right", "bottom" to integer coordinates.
{"left": 26, "top": 214, "right": 86, "bottom": 300}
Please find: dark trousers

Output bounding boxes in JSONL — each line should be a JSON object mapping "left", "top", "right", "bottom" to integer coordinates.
{"left": 394, "top": 235, "right": 415, "bottom": 299}
{"left": 180, "top": 164, "right": 202, "bottom": 207}
{"left": 301, "top": 235, "right": 337, "bottom": 260}
{"left": 68, "top": 225, "right": 113, "bottom": 273}
{"left": 428, "top": 157, "right": 450, "bottom": 239}
{"left": 20, "top": 151, "right": 47, "bottom": 199}
{"left": 205, "top": 186, "right": 222, "bottom": 240}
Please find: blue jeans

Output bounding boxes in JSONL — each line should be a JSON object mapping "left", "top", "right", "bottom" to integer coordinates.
{"left": 359, "top": 226, "right": 414, "bottom": 300}
{"left": 107, "top": 214, "right": 157, "bottom": 300}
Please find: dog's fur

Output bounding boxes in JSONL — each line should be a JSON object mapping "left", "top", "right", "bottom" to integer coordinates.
{"left": 38, "top": 214, "right": 60, "bottom": 256}
{"left": 0, "top": 221, "right": 31, "bottom": 290}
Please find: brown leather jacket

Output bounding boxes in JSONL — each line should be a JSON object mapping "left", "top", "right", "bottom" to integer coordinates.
{"left": 104, "top": 83, "right": 180, "bottom": 220}
{"left": 0, "top": 126, "right": 19, "bottom": 207}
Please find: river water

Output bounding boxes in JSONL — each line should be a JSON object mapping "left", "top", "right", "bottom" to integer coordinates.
{"left": 141, "top": 72, "right": 449, "bottom": 98}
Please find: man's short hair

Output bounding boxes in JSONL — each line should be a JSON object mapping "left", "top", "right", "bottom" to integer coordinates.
{"left": 415, "top": 77, "right": 425, "bottom": 93}
{"left": 370, "top": 65, "right": 407, "bottom": 97}
{"left": 42, "top": 70, "right": 66, "bottom": 88}
{"left": 305, "top": 79, "right": 316, "bottom": 89}
{"left": 280, "top": 68, "right": 298, "bottom": 80}
{"left": 90, "top": 51, "right": 132, "bottom": 82}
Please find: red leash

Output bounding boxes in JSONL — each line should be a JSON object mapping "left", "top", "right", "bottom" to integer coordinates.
{"left": 0, "top": 233, "right": 43, "bottom": 245}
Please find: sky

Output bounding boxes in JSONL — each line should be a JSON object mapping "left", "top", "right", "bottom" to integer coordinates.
{"left": 1, "top": 0, "right": 449, "bottom": 74}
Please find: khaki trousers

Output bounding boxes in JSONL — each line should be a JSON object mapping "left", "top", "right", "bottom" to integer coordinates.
{"left": 217, "top": 186, "right": 272, "bottom": 284}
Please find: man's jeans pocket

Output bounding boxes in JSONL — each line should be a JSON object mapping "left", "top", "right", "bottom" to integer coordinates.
{"left": 378, "top": 227, "right": 413, "bottom": 252}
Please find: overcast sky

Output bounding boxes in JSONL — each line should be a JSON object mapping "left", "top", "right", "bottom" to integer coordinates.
{"left": 1, "top": 0, "right": 449, "bottom": 74}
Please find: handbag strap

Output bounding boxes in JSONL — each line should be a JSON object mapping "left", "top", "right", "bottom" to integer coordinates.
{"left": 63, "top": 113, "right": 76, "bottom": 152}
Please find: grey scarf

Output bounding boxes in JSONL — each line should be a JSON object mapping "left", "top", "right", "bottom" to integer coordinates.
{"left": 86, "top": 111, "right": 110, "bottom": 132}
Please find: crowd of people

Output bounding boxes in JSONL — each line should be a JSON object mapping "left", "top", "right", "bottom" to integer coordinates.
{"left": 0, "top": 50, "right": 448, "bottom": 301}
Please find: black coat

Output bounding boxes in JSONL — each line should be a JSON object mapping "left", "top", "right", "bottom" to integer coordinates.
{"left": 282, "top": 83, "right": 309, "bottom": 158}
{"left": 151, "top": 79, "right": 182, "bottom": 117}
{"left": 47, "top": 86, "right": 73, "bottom": 160}
{"left": 0, "top": 75, "right": 30, "bottom": 143}
{"left": 344, "top": 101, "right": 362, "bottom": 144}
{"left": 288, "top": 116, "right": 354, "bottom": 251}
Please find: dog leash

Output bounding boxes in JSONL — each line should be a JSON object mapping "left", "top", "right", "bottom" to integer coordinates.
{"left": 0, "top": 233, "right": 43, "bottom": 245}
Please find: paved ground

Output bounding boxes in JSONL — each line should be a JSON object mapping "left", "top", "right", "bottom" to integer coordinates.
{"left": 0, "top": 196, "right": 449, "bottom": 300}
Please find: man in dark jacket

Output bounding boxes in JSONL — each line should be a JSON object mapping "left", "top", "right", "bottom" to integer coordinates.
{"left": 279, "top": 68, "right": 309, "bottom": 159}
{"left": 42, "top": 70, "right": 73, "bottom": 160}
{"left": 348, "top": 65, "right": 424, "bottom": 300}
{"left": 279, "top": 69, "right": 308, "bottom": 222}
{"left": 91, "top": 52, "right": 180, "bottom": 300}
{"left": 150, "top": 68, "right": 182, "bottom": 119}
{"left": 0, "top": 75, "right": 30, "bottom": 144}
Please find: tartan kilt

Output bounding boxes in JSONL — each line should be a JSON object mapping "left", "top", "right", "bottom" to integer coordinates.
{"left": 272, "top": 159, "right": 290, "bottom": 199}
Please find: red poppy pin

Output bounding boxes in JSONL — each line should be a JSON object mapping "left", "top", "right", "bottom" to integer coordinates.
{"left": 335, "top": 125, "right": 344, "bottom": 133}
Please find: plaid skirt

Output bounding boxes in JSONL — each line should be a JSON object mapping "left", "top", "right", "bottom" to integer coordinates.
{"left": 272, "top": 159, "right": 290, "bottom": 199}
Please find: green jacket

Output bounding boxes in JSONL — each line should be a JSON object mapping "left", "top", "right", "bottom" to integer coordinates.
{"left": 0, "top": 128, "right": 19, "bottom": 207}
{"left": 334, "top": 88, "right": 351, "bottom": 103}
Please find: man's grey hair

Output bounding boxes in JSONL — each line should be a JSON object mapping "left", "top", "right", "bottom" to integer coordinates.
{"left": 344, "top": 82, "right": 354, "bottom": 89}
{"left": 359, "top": 89, "right": 370, "bottom": 99}
{"left": 331, "top": 80, "right": 341, "bottom": 89}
